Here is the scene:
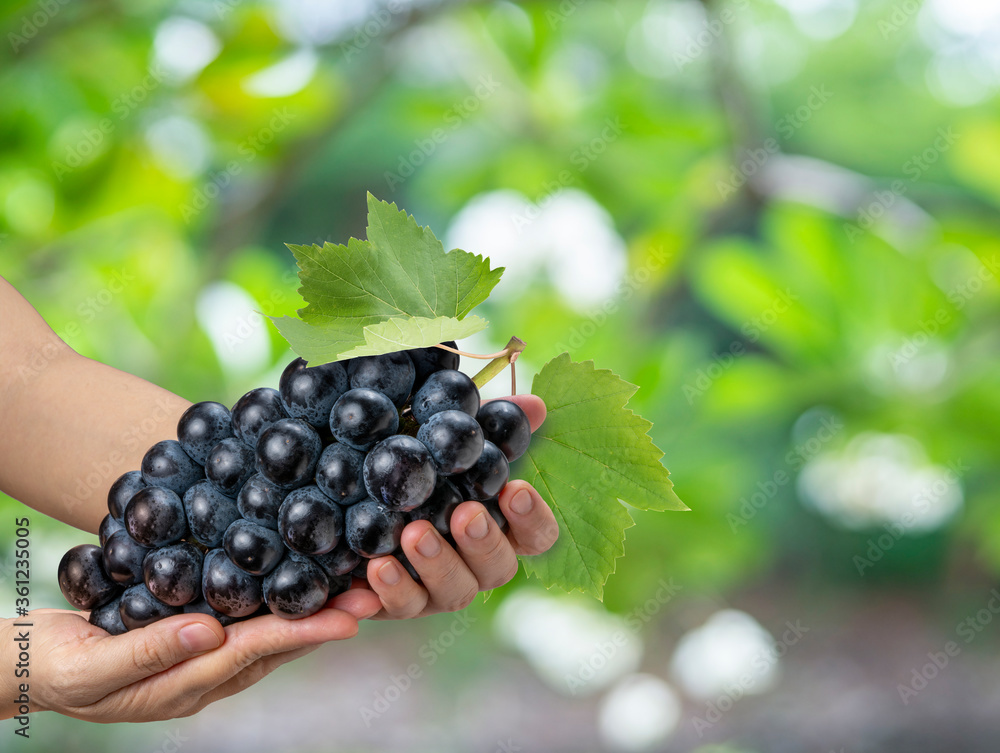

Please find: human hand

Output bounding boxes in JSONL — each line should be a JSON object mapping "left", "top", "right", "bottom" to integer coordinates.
{"left": 359, "top": 394, "right": 559, "bottom": 619}
{"left": 3, "top": 588, "right": 381, "bottom": 723}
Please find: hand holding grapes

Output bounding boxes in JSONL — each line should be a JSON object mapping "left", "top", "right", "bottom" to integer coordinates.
{"left": 1, "top": 589, "right": 380, "bottom": 722}
{"left": 0, "top": 277, "right": 559, "bottom": 722}
{"left": 0, "top": 393, "right": 551, "bottom": 724}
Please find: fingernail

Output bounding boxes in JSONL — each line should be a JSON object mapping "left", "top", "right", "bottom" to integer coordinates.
{"left": 379, "top": 561, "right": 401, "bottom": 585}
{"left": 466, "top": 512, "right": 490, "bottom": 540}
{"left": 416, "top": 530, "right": 441, "bottom": 558}
{"left": 510, "top": 489, "right": 533, "bottom": 516}
{"left": 179, "top": 623, "right": 222, "bottom": 653}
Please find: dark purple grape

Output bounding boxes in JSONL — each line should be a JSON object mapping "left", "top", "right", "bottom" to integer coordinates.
{"left": 416, "top": 409, "right": 484, "bottom": 475}
{"left": 278, "top": 486, "right": 343, "bottom": 555}
{"left": 202, "top": 549, "right": 263, "bottom": 618}
{"left": 89, "top": 595, "right": 127, "bottom": 635}
{"left": 408, "top": 478, "right": 462, "bottom": 536}
{"left": 107, "top": 470, "right": 146, "bottom": 521}
{"left": 183, "top": 598, "right": 237, "bottom": 627}
{"left": 477, "top": 399, "right": 532, "bottom": 462}
{"left": 453, "top": 441, "right": 509, "bottom": 501}
{"left": 484, "top": 496, "right": 509, "bottom": 533}
{"left": 350, "top": 560, "right": 370, "bottom": 579}
{"left": 345, "top": 498, "right": 406, "bottom": 558}
{"left": 103, "top": 529, "right": 152, "bottom": 586}
{"left": 408, "top": 341, "right": 459, "bottom": 389}
{"left": 177, "top": 401, "right": 234, "bottom": 465}
{"left": 140, "top": 439, "right": 204, "bottom": 495}
{"left": 255, "top": 418, "right": 322, "bottom": 490}
{"left": 279, "top": 357, "right": 349, "bottom": 429}
{"left": 329, "top": 388, "right": 399, "bottom": 451}
{"left": 395, "top": 551, "right": 422, "bottom": 583}
{"left": 124, "top": 486, "right": 188, "bottom": 548}
{"left": 263, "top": 553, "right": 330, "bottom": 620}
{"left": 99, "top": 513, "right": 125, "bottom": 547}
{"left": 205, "top": 437, "right": 255, "bottom": 497}
{"left": 327, "top": 573, "right": 352, "bottom": 597}
{"left": 237, "top": 473, "right": 287, "bottom": 530}
{"left": 223, "top": 519, "right": 285, "bottom": 575}
{"left": 363, "top": 435, "right": 437, "bottom": 512}
{"left": 347, "top": 351, "right": 415, "bottom": 408}
{"left": 119, "top": 583, "right": 181, "bottom": 630}
{"left": 183, "top": 480, "right": 241, "bottom": 548}
{"left": 314, "top": 443, "right": 366, "bottom": 506}
{"left": 312, "top": 539, "right": 362, "bottom": 578}
{"left": 143, "top": 542, "right": 203, "bottom": 607}
{"left": 411, "top": 369, "right": 480, "bottom": 424}
{"left": 58, "top": 544, "right": 121, "bottom": 610}
{"left": 231, "top": 387, "right": 288, "bottom": 446}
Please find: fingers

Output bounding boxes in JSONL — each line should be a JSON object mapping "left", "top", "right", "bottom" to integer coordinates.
{"left": 83, "top": 614, "right": 226, "bottom": 695}
{"left": 399, "top": 522, "right": 480, "bottom": 613}
{"left": 497, "top": 480, "right": 559, "bottom": 556}
{"left": 365, "top": 555, "right": 429, "bottom": 619}
{"left": 450, "top": 501, "right": 520, "bottom": 590}
{"left": 486, "top": 394, "right": 546, "bottom": 432}
{"left": 34, "top": 594, "right": 373, "bottom": 722}
{"left": 389, "top": 481, "right": 555, "bottom": 611}
{"left": 180, "top": 607, "right": 362, "bottom": 695}
{"left": 329, "top": 586, "right": 382, "bottom": 620}
{"left": 97, "top": 605, "right": 363, "bottom": 720}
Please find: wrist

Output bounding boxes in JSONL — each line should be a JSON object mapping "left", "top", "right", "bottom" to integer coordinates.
{"left": 1, "top": 616, "right": 40, "bottom": 721}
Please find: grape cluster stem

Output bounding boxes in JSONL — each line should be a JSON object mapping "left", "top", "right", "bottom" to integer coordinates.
{"left": 434, "top": 337, "right": 526, "bottom": 394}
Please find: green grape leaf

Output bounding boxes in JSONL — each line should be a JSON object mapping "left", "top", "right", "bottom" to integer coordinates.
{"left": 271, "top": 193, "right": 503, "bottom": 363}
{"left": 519, "top": 354, "right": 686, "bottom": 599}
{"left": 338, "top": 315, "right": 488, "bottom": 358}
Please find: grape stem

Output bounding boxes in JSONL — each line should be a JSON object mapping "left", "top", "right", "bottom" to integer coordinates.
{"left": 436, "top": 336, "right": 526, "bottom": 394}
{"left": 433, "top": 343, "right": 511, "bottom": 360}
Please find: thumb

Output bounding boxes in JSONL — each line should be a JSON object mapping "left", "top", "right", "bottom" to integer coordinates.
{"left": 91, "top": 615, "right": 226, "bottom": 692}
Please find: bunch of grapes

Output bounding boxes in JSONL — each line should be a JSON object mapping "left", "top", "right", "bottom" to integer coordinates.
{"left": 57, "top": 343, "right": 532, "bottom": 634}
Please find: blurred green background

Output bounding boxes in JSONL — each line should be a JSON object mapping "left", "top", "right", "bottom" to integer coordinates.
{"left": 2, "top": 0, "right": 999, "bottom": 751}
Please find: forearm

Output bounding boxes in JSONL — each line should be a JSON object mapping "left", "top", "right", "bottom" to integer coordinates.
{"left": 0, "top": 277, "right": 190, "bottom": 533}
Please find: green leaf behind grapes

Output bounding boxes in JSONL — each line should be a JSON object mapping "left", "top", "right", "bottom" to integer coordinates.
{"left": 339, "top": 315, "right": 487, "bottom": 358}
{"left": 271, "top": 193, "right": 503, "bottom": 362}
{"left": 519, "top": 354, "right": 686, "bottom": 599}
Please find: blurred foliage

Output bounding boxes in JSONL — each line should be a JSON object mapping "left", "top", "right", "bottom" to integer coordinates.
{"left": 1, "top": 0, "right": 999, "bottom": 744}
